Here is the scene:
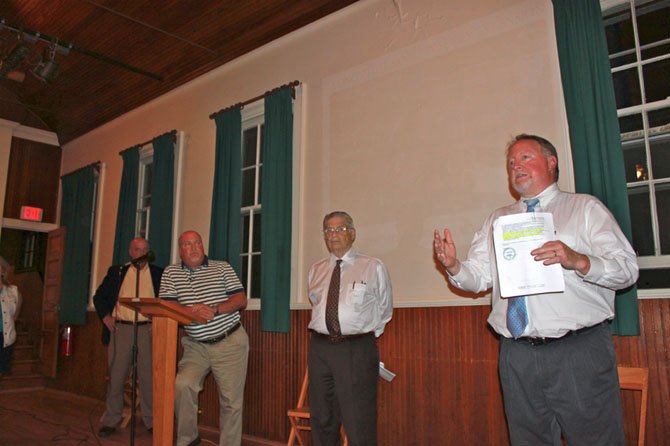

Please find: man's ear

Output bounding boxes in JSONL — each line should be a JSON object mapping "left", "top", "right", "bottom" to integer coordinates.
{"left": 549, "top": 156, "right": 558, "bottom": 175}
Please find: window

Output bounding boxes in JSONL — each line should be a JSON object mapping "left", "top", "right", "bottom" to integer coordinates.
{"left": 20, "top": 232, "right": 39, "bottom": 270}
{"left": 240, "top": 102, "right": 264, "bottom": 299}
{"left": 136, "top": 147, "right": 154, "bottom": 238}
{"left": 603, "top": 0, "right": 670, "bottom": 286}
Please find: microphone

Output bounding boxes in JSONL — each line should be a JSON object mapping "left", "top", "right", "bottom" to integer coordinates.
{"left": 125, "top": 251, "right": 155, "bottom": 266}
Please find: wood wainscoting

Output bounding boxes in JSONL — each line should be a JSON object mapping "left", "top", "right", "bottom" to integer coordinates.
{"left": 48, "top": 299, "right": 670, "bottom": 445}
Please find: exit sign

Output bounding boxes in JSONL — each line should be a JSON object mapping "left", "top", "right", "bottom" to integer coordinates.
{"left": 20, "top": 206, "right": 44, "bottom": 222}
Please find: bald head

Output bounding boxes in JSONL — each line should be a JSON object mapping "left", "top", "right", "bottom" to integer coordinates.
{"left": 128, "top": 238, "right": 150, "bottom": 266}
{"left": 179, "top": 231, "right": 206, "bottom": 269}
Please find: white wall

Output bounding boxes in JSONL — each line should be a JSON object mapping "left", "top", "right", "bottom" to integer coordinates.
{"left": 61, "top": 0, "right": 571, "bottom": 307}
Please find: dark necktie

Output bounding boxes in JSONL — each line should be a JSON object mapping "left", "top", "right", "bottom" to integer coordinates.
{"left": 325, "top": 259, "right": 343, "bottom": 335}
{"left": 506, "top": 198, "right": 540, "bottom": 338}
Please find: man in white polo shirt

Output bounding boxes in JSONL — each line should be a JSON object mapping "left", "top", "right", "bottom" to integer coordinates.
{"left": 160, "top": 230, "right": 248, "bottom": 446}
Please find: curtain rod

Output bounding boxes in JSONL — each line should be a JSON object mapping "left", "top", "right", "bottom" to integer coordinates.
{"left": 119, "top": 129, "right": 177, "bottom": 155}
{"left": 61, "top": 161, "right": 101, "bottom": 179}
{"left": 209, "top": 80, "right": 300, "bottom": 119}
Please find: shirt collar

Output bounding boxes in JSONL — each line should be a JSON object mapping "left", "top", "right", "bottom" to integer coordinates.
{"left": 330, "top": 247, "right": 357, "bottom": 265}
{"left": 518, "top": 183, "right": 559, "bottom": 210}
{"left": 181, "top": 255, "right": 209, "bottom": 271}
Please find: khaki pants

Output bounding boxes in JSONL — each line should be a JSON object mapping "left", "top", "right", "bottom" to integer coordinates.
{"left": 174, "top": 326, "right": 249, "bottom": 446}
{"left": 101, "top": 323, "right": 153, "bottom": 429}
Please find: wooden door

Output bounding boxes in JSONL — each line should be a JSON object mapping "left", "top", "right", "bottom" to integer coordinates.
{"left": 40, "top": 227, "right": 65, "bottom": 378}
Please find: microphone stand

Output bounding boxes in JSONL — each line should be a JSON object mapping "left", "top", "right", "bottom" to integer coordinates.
{"left": 129, "top": 259, "right": 141, "bottom": 446}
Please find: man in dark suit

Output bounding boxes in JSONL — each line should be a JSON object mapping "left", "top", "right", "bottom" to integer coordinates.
{"left": 93, "top": 237, "right": 163, "bottom": 437}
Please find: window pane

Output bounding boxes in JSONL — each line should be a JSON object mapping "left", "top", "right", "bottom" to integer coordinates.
{"left": 656, "top": 182, "right": 670, "bottom": 254}
{"left": 242, "top": 214, "right": 250, "bottom": 252}
{"left": 650, "top": 134, "right": 670, "bottom": 179}
{"left": 619, "top": 113, "right": 643, "bottom": 133}
{"left": 137, "top": 210, "right": 147, "bottom": 236}
{"left": 241, "top": 254, "right": 249, "bottom": 289}
{"left": 253, "top": 212, "right": 261, "bottom": 252}
{"left": 637, "top": 1, "right": 670, "bottom": 54}
{"left": 641, "top": 41, "right": 670, "bottom": 61}
{"left": 612, "top": 67, "right": 642, "bottom": 108}
{"left": 605, "top": 8, "right": 635, "bottom": 69}
{"left": 259, "top": 124, "right": 265, "bottom": 164}
{"left": 258, "top": 165, "right": 262, "bottom": 205}
{"left": 642, "top": 58, "right": 670, "bottom": 103}
{"left": 648, "top": 107, "right": 670, "bottom": 128}
{"left": 610, "top": 52, "right": 638, "bottom": 68}
{"left": 638, "top": 268, "right": 670, "bottom": 288}
{"left": 622, "top": 138, "right": 648, "bottom": 182}
{"left": 628, "top": 185, "right": 654, "bottom": 256}
{"left": 251, "top": 254, "right": 261, "bottom": 299}
{"left": 143, "top": 164, "right": 153, "bottom": 194}
{"left": 243, "top": 127, "right": 258, "bottom": 168}
{"left": 242, "top": 169, "right": 255, "bottom": 207}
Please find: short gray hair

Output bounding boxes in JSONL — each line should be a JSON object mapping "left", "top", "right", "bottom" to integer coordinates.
{"left": 323, "top": 211, "right": 354, "bottom": 229}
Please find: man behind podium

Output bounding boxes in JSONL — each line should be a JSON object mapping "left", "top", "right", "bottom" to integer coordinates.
{"left": 160, "top": 230, "right": 249, "bottom": 446}
{"left": 93, "top": 237, "right": 163, "bottom": 437}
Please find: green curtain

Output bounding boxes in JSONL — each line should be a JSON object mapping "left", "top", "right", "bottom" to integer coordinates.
{"left": 59, "top": 165, "right": 97, "bottom": 325}
{"left": 209, "top": 108, "right": 242, "bottom": 273}
{"left": 148, "top": 133, "right": 175, "bottom": 268}
{"left": 552, "top": 0, "right": 639, "bottom": 335}
{"left": 260, "top": 87, "right": 293, "bottom": 332}
{"left": 112, "top": 147, "right": 139, "bottom": 265}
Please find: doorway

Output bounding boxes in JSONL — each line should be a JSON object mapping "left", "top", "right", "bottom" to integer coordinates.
{"left": 0, "top": 228, "right": 48, "bottom": 352}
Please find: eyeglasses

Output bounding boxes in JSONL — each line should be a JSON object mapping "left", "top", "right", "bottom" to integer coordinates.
{"left": 323, "top": 226, "right": 350, "bottom": 236}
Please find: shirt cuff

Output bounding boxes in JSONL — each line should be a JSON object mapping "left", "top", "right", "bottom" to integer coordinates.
{"left": 580, "top": 255, "right": 601, "bottom": 281}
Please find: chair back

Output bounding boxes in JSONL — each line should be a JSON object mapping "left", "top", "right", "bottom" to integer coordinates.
{"left": 618, "top": 366, "right": 649, "bottom": 446}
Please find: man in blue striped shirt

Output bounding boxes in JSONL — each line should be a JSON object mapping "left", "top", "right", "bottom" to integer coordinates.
{"left": 160, "top": 230, "right": 249, "bottom": 446}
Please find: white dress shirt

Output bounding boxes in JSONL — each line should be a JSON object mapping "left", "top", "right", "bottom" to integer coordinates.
{"left": 449, "top": 183, "right": 639, "bottom": 338}
{"left": 308, "top": 247, "right": 393, "bottom": 337}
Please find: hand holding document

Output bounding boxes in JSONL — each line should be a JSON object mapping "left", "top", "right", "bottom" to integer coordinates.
{"left": 493, "top": 212, "right": 565, "bottom": 298}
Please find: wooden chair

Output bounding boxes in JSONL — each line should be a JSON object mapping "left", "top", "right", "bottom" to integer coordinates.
{"left": 287, "top": 369, "right": 348, "bottom": 446}
{"left": 618, "top": 366, "right": 649, "bottom": 446}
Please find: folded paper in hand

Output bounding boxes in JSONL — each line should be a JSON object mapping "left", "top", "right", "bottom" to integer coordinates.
{"left": 379, "top": 362, "right": 396, "bottom": 382}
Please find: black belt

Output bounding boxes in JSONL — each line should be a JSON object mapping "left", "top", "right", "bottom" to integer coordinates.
{"left": 514, "top": 320, "right": 609, "bottom": 346}
{"left": 117, "top": 320, "right": 151, "bottom": 326}
{"left": 197, "top": 322, "right": 241, "bottom": 344}
{"left": 310, "top": 330, "right": 374, "bottom": 343}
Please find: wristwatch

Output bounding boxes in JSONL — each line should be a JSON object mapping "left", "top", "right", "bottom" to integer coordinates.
{"left": 213, "top": 304, "right": 220, "bottom": 316}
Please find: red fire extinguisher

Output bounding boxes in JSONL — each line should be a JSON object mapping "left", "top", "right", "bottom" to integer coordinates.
{"left": 60, "top": 325, "right": 74, "bottom": 357}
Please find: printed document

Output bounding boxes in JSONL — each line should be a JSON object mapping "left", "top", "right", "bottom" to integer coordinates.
{"left": 493, "top": 212, "right": 565, "bottom": 298}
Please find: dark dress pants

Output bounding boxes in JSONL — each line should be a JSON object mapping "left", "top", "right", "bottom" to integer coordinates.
{"left": 308, "top": 333, "right": 379, "bottom": 446}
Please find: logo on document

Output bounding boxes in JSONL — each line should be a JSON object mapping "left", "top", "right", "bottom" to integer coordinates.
{"left": 503, "top": 248, "right": 516, "bottom": 261}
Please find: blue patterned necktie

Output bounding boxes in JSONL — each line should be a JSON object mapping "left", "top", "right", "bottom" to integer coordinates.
{"left": 506, "top": 198, "right": 540, "bottom": 337}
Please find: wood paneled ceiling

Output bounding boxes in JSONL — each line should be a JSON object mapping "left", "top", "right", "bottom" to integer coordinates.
{"left": 0, "top": 0, "right": 358, "bottom": 144}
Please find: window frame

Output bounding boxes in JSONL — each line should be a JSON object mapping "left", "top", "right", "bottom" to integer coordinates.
{"left": 603, "top": 0, "right": 670, "bottom": 273}
{"left": 237, "top": 88, "right": 303, "bottom": 309}
{"left": 135, "top": 145, "right": 154, "bottom": 239}
{"left": 240, "top": 101, "right": 264, "bottom": 300}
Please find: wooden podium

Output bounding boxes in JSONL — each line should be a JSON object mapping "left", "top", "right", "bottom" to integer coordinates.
{"left": 119, "top": 298, "right": 206, "bottom": 446}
